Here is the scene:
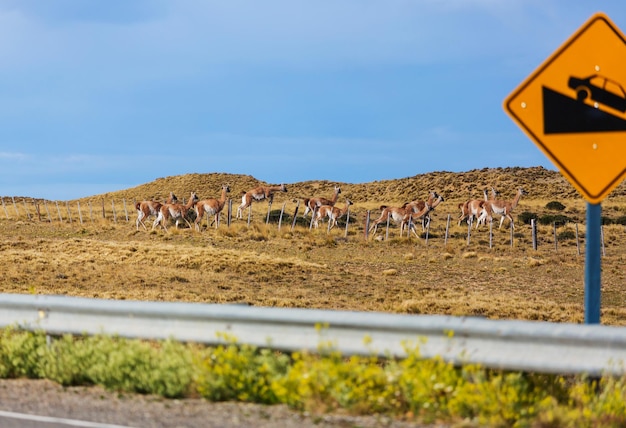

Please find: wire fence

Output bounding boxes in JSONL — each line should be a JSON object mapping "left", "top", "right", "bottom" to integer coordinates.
{"left": 0, "top": 196, "right": 618, "bottom": 255}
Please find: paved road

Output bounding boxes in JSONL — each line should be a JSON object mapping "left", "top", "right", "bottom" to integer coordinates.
{"left": 0, "top": 379, "right": 427, "bottom": 428}
{"left": 0, "top": 410, "right": 132, "bottom": 427}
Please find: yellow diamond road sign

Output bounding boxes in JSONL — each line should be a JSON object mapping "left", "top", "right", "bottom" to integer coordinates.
{"left": 504, "top": 12, "right": 626, "bottom": 204}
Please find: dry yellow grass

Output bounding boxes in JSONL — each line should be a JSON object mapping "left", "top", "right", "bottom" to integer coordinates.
{"left": 2, "top": 167, "right": 626, "bottom": 326}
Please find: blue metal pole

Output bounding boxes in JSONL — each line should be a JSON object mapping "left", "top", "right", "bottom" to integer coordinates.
{"left": 584, "top": 203, "right": 602, "bottom": 324}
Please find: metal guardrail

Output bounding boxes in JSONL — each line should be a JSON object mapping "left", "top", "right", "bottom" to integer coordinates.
{"left": 1, "top": 293, "right": 625, "bottom": 376}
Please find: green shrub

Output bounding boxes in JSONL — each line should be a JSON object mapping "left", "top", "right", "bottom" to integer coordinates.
{"left": 85, "top": 336, "right": 193, "bottom": 397}
{"left": 39, "top": 334, "right": 194, "bottom": 397}
{"left": 539, "top": 214, "right": 571, "bottom": 226}
{"left": 0, "top": 326, "right": 47, "bottom": 378}
{"left": 194, "top": 334, "right": 290, "bottom": 404}
{"left": 557, "top": 230, "right": 577, "bottom": 241}
{"left": 614, "top": 216, "right": 626, "bottom": 226}
{"left": 602, "top": 216, "right": 614, "bottom": 225}
{"left": 273, "top": 349, "right": 399, "bottom": 414}
{"left": 2, "top": 328, "right": 626, "bottom": 427}
{"left": 39, "top": 334, "right": 99, "bottom": 386}
{"left": 518, "top": 211, "right": 538, "bottom": 225}
{"left": 601, "top": 216, "right": 626, "bottom": 225}
{"left": 545, "top": 201, "right": 566, "bottom": 211}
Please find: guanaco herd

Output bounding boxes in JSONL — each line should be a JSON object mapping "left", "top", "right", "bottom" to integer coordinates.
{"left": 135, "top": 183, "right": 526, "bottom": 237}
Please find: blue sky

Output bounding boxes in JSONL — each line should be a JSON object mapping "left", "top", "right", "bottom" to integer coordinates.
{"left": 1, "top": 1, "right": 625, "bottom": 200}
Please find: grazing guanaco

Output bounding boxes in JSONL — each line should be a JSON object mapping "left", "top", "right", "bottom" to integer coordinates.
{"left": 313, "top": 199, "right": 353, "bottom": 230}
{"left": 236, "top": 184, "right": 287, "bottom": 219}
{"left": 404, "top": 191, "right": 442, "bottom": 231}
{"left": 458, "top": 188, "right": 498, "bottom": 227}
{"left": 369, "top": 192, "right": 441, "bottom": 236}
{"left": 135, "top": 192, "right": 178, "bottom": 231}
{"left": 368, "top": 203, "right": 412, "bottom": 236}
{"left": 478, "top": 188, "right": 526, "bottom": 230}
{"left": 401, "top": 193, "right": 445, "bottom": 238}
{"left": 194, "top": 185, "right": 230, "bottom": 231}
{"left": 153, "top": 191, "right": 199, "bottom": 231}
{"left": 302, "top": 186, "right": 341, "bottom": 218}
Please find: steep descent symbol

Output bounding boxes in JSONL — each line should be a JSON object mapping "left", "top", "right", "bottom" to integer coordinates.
{"left": 543, "top": 73, "right": 626, "bottom": 134}
{"left": 504, "top": 12, "right": 626, "bottom": 204}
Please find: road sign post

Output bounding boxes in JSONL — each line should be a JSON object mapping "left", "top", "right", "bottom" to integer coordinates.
{"left": 504, "top": 13, "right": 626, "bottom": 324}
{"left": 584, "top": 203, "right": 601, "bottom": 324}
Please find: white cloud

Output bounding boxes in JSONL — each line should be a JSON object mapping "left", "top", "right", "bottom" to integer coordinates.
{"left": 0, "top": 152, "right": 27, "bottom": 160}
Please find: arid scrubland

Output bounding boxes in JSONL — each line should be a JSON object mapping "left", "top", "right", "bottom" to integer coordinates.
{"left": 3, "top": 166, "right": 626, "bottom": 326}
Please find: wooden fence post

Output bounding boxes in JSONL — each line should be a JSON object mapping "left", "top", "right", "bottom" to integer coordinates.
{"left": 575, "top": 223, "right": 580, "bottom": 256}
{"left": 34, "top": 201, "right": 41, "bottom": 222}
{"left": 55, "top": 201, "right": 63, "bottom": 222}
{"left": 112, "top": 200, "right": 117, "bottom": 223}
{"left": 309, "top": 207, "right": 317, "bottom": 230}
{"left": 43, "top": 201, "right": 52, "bottom": 223}
{"left": 384, "top": 212, "right": 390, "bottom": 241}
{"left": 601, "top": 225, "right": 605, "bottom": 257}
{"left": 278, "top": 202, "right": 286, "bottom": 231}
{"left": 290, "top": 201, "right": 299, "bottom": 231}
{"left": 266, "top": 201, "right": 272, "bottom": 224}
{"left": 344, "top": 207, "right": 350, "bottom": 238}
{"left": 66, "top": 202, "right": 72, "bottom": 223}
{"left": 553, "top": 222, "right": 558, "bottom": 252}
{"left": 227, "top": 199, "right": 232, "bottom": 227}
{"left": 22, "top": 199, "right": 31, "bottom": 220}
{"left": 11, "top": 197, "right": 19, "bottom": 217}
{"left": 77, "top": 202, "right": 84, "bottom": 225}
{"left": 1, "top": 197, "right": 8, "bottom": 219}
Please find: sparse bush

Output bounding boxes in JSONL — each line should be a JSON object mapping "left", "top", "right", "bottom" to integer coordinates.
{"left": 518, "top": 211, "right": 538, "bottom": 225}
{"left": 2, "top": 328, "right": 626, "bottom": 426}
{"left": 601, "top": 216, "right": 626, "bottom": 226}
{"left": 40, "top": 334, "right": 194, "bottom": 398}
{"left": 267, "top": 209, "right": 286, "bottom": 223}
{"left": 557, "top": 230, "right": 577, "bottom": 241}
{"left": 545, "top": 201, "right": 566, "bottom": 211}
{"left": 602, "top": 216, "right": 614, "bottom": 225}
{"left": 0, "top": 326, "right": 47, "bottom": 378}
{"left": 195, "top": 339, "right": 289, "bottom": 403}
{"left": 539, "top": 214, "right": 571, "bottom": 226}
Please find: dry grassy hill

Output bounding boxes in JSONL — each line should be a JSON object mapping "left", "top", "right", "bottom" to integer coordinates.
{"left": 88, "top": 166, "right": 601, "bottom": 206}
{"left": 76, "top": 167, "right": 626, "bottom": 228}
{"left": 7, "top": 166, "right": 626, "bottom": 227}
{"left": 3, "top": 165, "right": 626, "bottom": 326}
